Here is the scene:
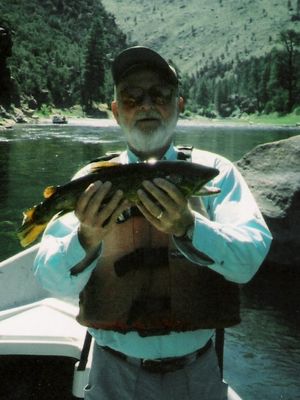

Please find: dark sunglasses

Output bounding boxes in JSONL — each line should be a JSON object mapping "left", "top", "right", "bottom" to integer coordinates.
{"left": 119, "top": 85, "right": 175, "bottom": 108}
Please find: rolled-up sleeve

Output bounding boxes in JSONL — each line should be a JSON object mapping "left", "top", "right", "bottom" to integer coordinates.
{"left": 174, "top": 150, "right": 272, "bottom": 284}
{"left": 33, "top": 213, "right": 98, "bottom": 297}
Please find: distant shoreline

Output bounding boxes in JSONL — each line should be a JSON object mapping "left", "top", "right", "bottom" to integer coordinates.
{"left": 1, "top": 114, "right": 300, "bottom": 130}
{"left": 35, "top": 116, "right": 300, "bottom": 129}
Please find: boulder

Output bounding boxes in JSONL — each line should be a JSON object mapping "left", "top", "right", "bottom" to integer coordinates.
{"left": 236, "top": 135, "right": 300, "bottom": 267}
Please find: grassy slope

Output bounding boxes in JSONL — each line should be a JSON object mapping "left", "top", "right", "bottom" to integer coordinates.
{"left": 101, "top": 0, "right": 299, "bottom": 74}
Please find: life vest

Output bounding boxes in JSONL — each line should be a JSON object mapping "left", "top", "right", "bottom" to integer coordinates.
{"left": 76, "top": 148, "right": 240, "bottom": 336}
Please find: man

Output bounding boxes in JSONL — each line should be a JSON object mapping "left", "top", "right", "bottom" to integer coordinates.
{"left": 34, "top": 46, "right": 272, "bottom": 400}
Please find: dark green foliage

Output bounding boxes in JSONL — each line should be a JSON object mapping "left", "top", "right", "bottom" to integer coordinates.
{"left": 278, "top": 30, "right": 300, "bottom": 112}
{"left": 81, "top": 19, "right": 106, "bottom": 111}
{"left": 181, "top": 30, "right": 300, "bottom": 117}
{"left": 0, "top": 0, "right": 127, "bottom": 109}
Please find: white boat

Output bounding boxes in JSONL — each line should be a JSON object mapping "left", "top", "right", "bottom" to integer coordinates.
{"left": 0, "top": 245, "right": 242, "bottom": 399}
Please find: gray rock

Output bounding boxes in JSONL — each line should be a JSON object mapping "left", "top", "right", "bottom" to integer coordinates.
{"left": 236, "top": 135, "right": 300, "bottom": 267}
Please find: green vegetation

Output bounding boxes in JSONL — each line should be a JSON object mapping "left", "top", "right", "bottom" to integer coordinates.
{"left": 237, "top": 111, "right": 300, "bottom": 126}
{"left": 181, "top": 30, "right": 300, "bottom": 119}
{"left": 0, "top": 0, "right": 127, "bottom": 112}
{"left": 101, "top": 0, "right": 300, "bottom": 122}
{"left": 0, "top": 0, "right": 299, "bottom": 124}
{"left": 179, "top": 111, "right": 300, "bottom": 127}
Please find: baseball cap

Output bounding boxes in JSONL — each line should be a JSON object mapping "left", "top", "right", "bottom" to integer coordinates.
{"left": 112, "top": 46, "right": 178, "bottom": 85}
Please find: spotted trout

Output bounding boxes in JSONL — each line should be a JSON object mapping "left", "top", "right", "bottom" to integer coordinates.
{"left": 17, "top": 160, "right": 220, "bottom": 247}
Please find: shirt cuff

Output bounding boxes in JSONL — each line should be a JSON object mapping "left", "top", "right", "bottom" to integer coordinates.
{"left": 61, "top": 229, "right": 87, "bottom": 270}
{"left": 57, "top": 230, "right": 102, "bottom": 276}
{"left": 173, "top": 222, "right": 214, "bottom": 266}
{"left": 192, "top": 212, "right": 227, "bottom": 266}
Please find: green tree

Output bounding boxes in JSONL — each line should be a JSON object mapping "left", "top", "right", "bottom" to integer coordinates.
{"left": 278, "top": 30, "right": 300, "bottom": 112}
{"left": 215, "top": 78, "right": 231, "bottom": 117}
{"left": 81, "top": 19, "right": 106, "bottom": 111}
{"left": 196, "top": 80, "right": 210, "bottom": 108}
{"left": 259, "top": 59, "right": 271, "bottom": 110}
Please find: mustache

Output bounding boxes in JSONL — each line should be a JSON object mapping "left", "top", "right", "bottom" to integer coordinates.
{"left": 135, "top": 111, "right": 161, "bottom": 121}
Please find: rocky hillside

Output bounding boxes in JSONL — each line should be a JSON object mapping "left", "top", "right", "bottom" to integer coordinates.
{"left": 101, "top": 0, "right": 300, "bottom": 74}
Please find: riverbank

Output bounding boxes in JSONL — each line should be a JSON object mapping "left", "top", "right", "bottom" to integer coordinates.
{"left": 34, "top": 114, "right": 300, "bottom": 129}
{"left": 1, "top": 109, "right": 300, "bottom": 130}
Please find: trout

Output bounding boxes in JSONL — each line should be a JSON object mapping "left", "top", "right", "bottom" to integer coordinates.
{"left": 17, "top": 160, "right": 220, "bottom": 247}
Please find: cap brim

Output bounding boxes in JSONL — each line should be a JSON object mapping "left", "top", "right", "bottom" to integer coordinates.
{"left": 112, "top": 46, "right": 178, "bottom": 85}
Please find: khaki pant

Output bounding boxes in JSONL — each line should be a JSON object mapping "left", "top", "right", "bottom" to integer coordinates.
{"left": 84, "top": 343, "right": 228, "bottom": 400}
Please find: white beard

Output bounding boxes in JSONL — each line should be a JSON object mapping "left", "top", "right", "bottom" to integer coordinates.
{"left": 120, "top": 111, "right": 178, "bottom": 156}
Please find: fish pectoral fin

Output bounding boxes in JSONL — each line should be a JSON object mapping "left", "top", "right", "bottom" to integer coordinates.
{"left": 196, "top": 186, "right": 221, "bottom": 196}
{"left": 90, "top": 161, "right": 120, "bottom": 173}
{"left": 43, "top": 185, "right": 58, "bottom": 199}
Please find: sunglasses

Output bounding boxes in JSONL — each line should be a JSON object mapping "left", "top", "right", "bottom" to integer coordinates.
{"left": 119, "top": 85, "right": 175, "bottom": 108}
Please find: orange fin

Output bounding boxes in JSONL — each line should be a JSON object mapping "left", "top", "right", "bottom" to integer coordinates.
{"left": 43, "top": 186, "right": 57, "bottom": 198}
{"left": 22, "top": 207, "right": 36, "bottom": 222}
{"left": 17, "top": 222, "right": 47, "bottom": 247}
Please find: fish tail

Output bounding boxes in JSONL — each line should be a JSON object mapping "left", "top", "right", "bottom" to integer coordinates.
{"left": 17, "top": 221, "right": 47, "bottom": 247}
{"left": 17, "top": 206, "right": 47, "bottom": 247}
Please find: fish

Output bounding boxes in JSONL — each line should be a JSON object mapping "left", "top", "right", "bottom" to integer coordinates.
{"left": 17, "top": 160, "right": 220, "bottom": 247}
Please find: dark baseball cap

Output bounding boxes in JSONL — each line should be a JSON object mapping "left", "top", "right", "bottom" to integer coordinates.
{"left": 112, "top": 46, "right": 178, "bottom": 85}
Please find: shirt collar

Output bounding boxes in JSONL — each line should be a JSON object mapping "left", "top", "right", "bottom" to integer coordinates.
{"left": 123, "top": 144, "right": 178, "bottom": 164}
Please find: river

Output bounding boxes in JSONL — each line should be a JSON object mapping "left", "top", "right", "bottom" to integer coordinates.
{"left": 0, "top": 120, "right": 299, "bottom": 399}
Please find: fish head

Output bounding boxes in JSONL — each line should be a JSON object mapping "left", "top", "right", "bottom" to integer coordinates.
{"left": 163, "top": 161, "right": 220, "bottom": 197}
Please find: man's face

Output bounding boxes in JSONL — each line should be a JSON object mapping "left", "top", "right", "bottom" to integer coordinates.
{"left": 112, "top": 68, "right": 184, "bottom": 157}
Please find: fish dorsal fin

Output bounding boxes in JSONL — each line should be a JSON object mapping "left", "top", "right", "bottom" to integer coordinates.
{"left": 43, "top": 186, "right": 57, "bottom": 198}
{"left": 90, "top": 161, "right": 120, "bottom": 173}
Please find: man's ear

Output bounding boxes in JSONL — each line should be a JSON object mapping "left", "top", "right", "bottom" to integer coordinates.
{"left": 111, "top": 100, "right": 119, "bottom": 123}
{"left": 178, "top": 96, "right": 185, "bottom": 113}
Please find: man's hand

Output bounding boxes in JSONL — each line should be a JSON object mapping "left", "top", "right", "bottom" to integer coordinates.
{"left": 75, "top": 181, "right": 129, "bottom": 252}
{"left": 136, "top": 178, "right": 194, "bottom": 237}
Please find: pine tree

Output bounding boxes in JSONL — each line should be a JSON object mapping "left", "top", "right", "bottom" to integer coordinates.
{"left": 278, "top": 30, "right": 300, "bottom": 112}
{"left": 81, "top": 18, "right": 106, "bottom": 111}
{"left": 196, "top": 80, "right": 210, "bottom": 108}
{"left": 259, "top": 59, "right": 271, "bottom": 110}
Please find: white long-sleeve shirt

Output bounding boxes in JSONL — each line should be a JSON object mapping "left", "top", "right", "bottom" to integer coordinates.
{"left": 33, "top": 144, "right": 272, "bottom": 359}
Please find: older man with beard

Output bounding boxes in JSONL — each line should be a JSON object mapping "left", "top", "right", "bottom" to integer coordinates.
{"left": 34, "top": 47, "right": 272, "bottom": 400}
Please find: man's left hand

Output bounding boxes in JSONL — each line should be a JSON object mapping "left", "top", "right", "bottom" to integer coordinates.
{"left": 136, "top": 178, "right": 194, "bottom": 237}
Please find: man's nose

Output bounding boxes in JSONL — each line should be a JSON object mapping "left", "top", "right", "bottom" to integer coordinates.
{"left": 139, "top": 94, "right": 154, "bottom": 110}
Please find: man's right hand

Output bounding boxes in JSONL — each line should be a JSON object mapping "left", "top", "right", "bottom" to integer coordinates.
{"left": 75, "top": 181, "right": 129, "bottom": 253}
